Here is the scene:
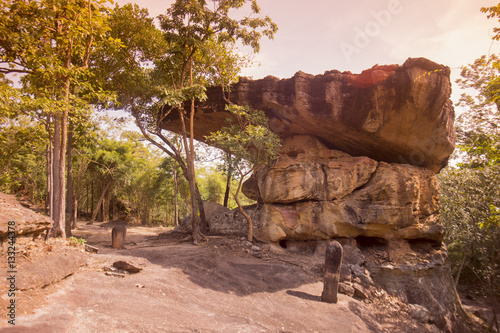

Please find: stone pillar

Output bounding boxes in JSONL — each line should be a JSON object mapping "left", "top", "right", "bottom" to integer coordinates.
{"left": 321, "top": 240, "right": 343, "bottom": 303}
{"left": 111, "top": 225, "right": 127, "bottom": 249}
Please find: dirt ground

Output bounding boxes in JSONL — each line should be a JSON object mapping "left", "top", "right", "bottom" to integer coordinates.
{"left": 0, "top": 221, "right": 495, "bottom": 332}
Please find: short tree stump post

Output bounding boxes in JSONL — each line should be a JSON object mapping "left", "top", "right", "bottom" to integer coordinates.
{"left": 321, "top": 240, "right": 343, "bottom": 304}
{"left": 112, "top": 225, "right": 127, "bottom": 249}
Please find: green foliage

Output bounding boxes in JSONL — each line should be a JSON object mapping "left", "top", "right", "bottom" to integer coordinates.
{"left": 206, "top": 105, "right": 281, "bottom": 167}
{"left": 0, "top": 1, "right": 277, "bottom": 236}
{"left": 0, "top": 116, "right": 48, "bottom": 203}
{"left": 0, "top": 0, "right": 118, "bottom": 103}
{"left": 92, "top": 3, "right": 168, "bottom": 108}
{"left": 206, "top": 104, "right": 281, "bottom": 240}
{"left": 197, "top": 167, "right": 253, "bottom": 208}
{"left": 159, "top": 0, "right": 277, "bottom": 57}
{"left": 482, "top": 4, "right": 500, "bottom": 42}
{"left": 68, "top": 236, "right": 86, "bottom": 246}
{"left": 439, "top": 13, "right": 500, "bottom": 295}
{"left": 439, "top": 167, "right": 500, "bottom": 292}
{"left": 456, "top": 55, "right": 500, "bottom": 168}
{"left": 197, "top": 168, "right": 226, "bottom": 204}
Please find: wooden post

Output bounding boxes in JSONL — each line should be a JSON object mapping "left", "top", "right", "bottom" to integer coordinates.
{"left": 111, "top": 225, "right": 127, "bottom": 249}
{"left": 321, "top": 240, "right": 343, "bottom": 304}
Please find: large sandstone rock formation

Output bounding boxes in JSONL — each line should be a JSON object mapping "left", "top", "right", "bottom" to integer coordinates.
{"left": 243, "top": 135, "right": 442, "bottom": 244}
{"left": 238, "top": 136, "right": 473, "bottom": 332}
{"left": 169, "top": 59, "right": 476, "bottom": 332}
{"left": 161, "top": 57, "right": 455, "bottom": 173}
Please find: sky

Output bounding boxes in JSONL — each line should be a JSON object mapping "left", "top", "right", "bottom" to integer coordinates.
{"left": 113, "top": 0, "right": 500, "bottom": 108}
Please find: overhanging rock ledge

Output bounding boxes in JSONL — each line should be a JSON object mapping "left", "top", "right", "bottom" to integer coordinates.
{"left": 161, "top": 57, "right": 455, "bottom": 173}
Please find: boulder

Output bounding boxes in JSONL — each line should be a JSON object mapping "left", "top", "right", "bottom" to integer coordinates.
{"left": 249, "top": 136, "right": 443, "bottom": 243}
{"left": 209, "top": 205, "right": 253, "bottom": 236}
{"left": 367, "top": 242, "right": 475, "bottom": 333}
{"left": 0, "top": 192, "right": 52, "bottom": 246}
{"left": 177, "top": 201, "right": 230, "bottom": 233}
{"left": 113, "top": 260, "right": 143, "bottom": 273}
{"left": 161, "top": 58, "right": 455, "bottom": 173}
{"left": 17, "top": 250, "right": 87, "bottom": 290}
{"left": 177, "top": 201, "right": 249, "bottom": 236}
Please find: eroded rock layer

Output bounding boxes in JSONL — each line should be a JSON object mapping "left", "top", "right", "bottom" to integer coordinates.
{"left": 0, "top": 192, "right": 52, "bottom": 246}
{"left": 161, "top": 57, "right": 455, "bottom": 173}
{"left": 243, "top": 135, "right": 442, "bottom": 244}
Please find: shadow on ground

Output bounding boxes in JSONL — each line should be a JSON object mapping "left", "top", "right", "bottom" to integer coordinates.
{"left": 73, "top": 224, "right": 321, "bottom": 297}
{"left": 116, "top": 243, "right": 316, "bottom": 296}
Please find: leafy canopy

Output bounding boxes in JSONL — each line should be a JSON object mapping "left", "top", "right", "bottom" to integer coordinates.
{"left": 206, "top": 104, "right": 281, "bottom": 167}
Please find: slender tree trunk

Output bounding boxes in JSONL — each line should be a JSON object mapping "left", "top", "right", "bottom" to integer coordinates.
{"left": 65, "top": 125, "right": 74, "bottom": 237}
{"left": 72, "top": 196, "right": 78, "bottom": 229}
{"left": 91, "top": 180, "right": 112, "bottom": 222}
{"left": 111, "top": 196, "right": 116, "bottom": 220}
{"left": 91, "top": 178, "right": 94, "bottom": 216}
{"left": 455, "top": 251, "right": 467, "bottom": 287}
{"left": 103, "top": 185, "right": 111, "bottom": 222}
{"left": 181, "top": 116, "right": 201, "bottom": 241}
{"left": 195, "top": 184, "right": 208, "bottom": 233}
{"left": 187, "top": 73, "right": 200, "bottom": 240}
{"left": 234, "top": 168, "right": 255, "bottom": 242}
{"left": 178, "top": 98, "right": 204, "bottom": 243}
{"left": 46, "top": 142, "right": 52, "bottom": 216}
{"left": 223, "top": 160, "right": 232, "bottom": 208}
{"left": 173, "top": 163, "right": 179, "bottom": 226}
{"left": 51, "top": 74, "right": 71, "bottom": 238}
{"left": 45, "top": 115, "right": 53, "bottom": 216}
{"left": 141, "top": 199, "right": 149, "bottom": 225}
{"left": 51, "top": 113, "right": 65, "bottom": 237}
{"left": 86, "top": 182, "right": 89, "bottom": 215}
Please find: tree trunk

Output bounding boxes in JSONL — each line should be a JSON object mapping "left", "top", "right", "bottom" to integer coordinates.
{"left": 223, "top": 161, "right": 232, "bottom": 208}
{"left": 51, "top": 74, "right": 71, "bottom": 238}
{"left": 91, "top": 180, "right": 112, "bottom": 222}
{"left": 51, "top": 113, "right": 66, "bottom": 238}
{"left": 103, "top": 185, "right": 111, "bottom": 222}
{"left": 141, "top": 201, "right": 149, "bottom": 225}
{"left": 173, "top": 163, "right": 179, "bottom": 226}
{"left": 86, "top": 182, "right": 89, "bottom": 215}
{"left": 195, "top": 184, "right": 208, "bottom": 234}
{"left": 91, "top": 178, "right": 94, "bottom": 216}
{"left": 65, "top": 125, "right": 74, "bottom": 237}
{"left": 72, "top": 196, "right": 78, "bottom": 229}
{"left": 111, "top": 196, "right": 117, "bottom": 220}
{"left": 45, "top": 116, "right": 53, "bottom": 216}
{"left": 46, "top": 143, "right": 52, "bottom": 216}
{"left": 455, "top": 251, "right": 467, "bottom": 287}
{"left": 234, "top": 169, "right": 254, "bottom": 242}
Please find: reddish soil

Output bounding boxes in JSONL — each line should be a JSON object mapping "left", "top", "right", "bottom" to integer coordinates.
{"left": 0, "top": 221, "right": 494, "bottom": 332}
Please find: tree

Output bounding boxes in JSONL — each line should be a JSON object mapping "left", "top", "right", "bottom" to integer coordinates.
{"left": 0, "top": 0, "right": 117, "bottom": 237}
{"left": 102, "top": 0, "right": 277, "bottom": 243}
{"left": 455, "top": 54, "right": 500, "bottom": 168}
{"left": 155, "top": 0, "right": 276, "bottom": 243}
{"left": 438, "top": 7, "right": 500, "bottom": 317}
{"left": 0, "top": 116, "right": 48, "bottom": 204}
{"left": 206, "top": 104, "right": 281, "bottom": 241}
